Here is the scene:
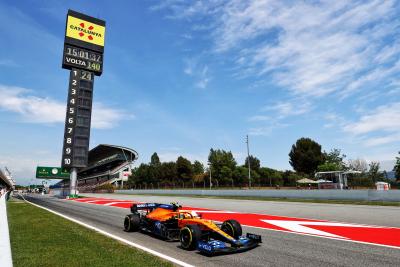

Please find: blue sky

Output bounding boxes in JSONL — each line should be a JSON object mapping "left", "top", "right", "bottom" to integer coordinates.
{"left": 0, "top": 0, "right": 399, "bottom": 185}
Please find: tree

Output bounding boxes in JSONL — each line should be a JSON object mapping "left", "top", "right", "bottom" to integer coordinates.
{"left": 348, "top": 158, "right": 368, "bottom": 173}
{"left": 283, "top": 170, "right": 305, "bottom": 186}
{"left": 176, "top": 156, "right": 193, "bottom": 184}
{"left": 232, "top": 166, "right": 248, "bottom": 186}
{"left": 220, "top": 166, "right": 233, "bottom": 186}
{"left": 289, "top": 137, "right": 324, "bottom": 176}
{"left": 193, "top": 160, "right": 204, "bottom": 175}
{"left": 129, "top": 163, "right": 151, "bottom": 188}
{"left": 150, "top": 152, "right": 161, "bottom": 166}
{"left": 317, "top": 162, "right": 341, "bottom": 172}
{"left": 250, "top": 170, "right": 261, "bottom": 186}
{"left": 160, "top": 162, "right": 177, "bottom": 186}
{"left": 208, "top": 149, "right": 237, "bottom": 186}
{"left": 322, "top": 148, "right": 346, "bottom": 170}
{"left": 244, "top": 155, "right": 261, "bottom": 172}
{"left": 393, "top": 151, "right": 400, "bottom": 181}
{"left": 258, "top": 167, "right": 283, "bottom": 186}
{"left": 368, "top": 161, "right": 382, "bottom": 183}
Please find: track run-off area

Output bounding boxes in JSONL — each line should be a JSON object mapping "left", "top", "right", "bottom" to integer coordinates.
{"left": 23, "top": 193, "right": 400, "bottom": 267}
{"left": 71, "top": 196, "right": 400, "bottom": 249}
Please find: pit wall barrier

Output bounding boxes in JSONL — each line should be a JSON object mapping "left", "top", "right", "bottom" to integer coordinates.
{"left": 0, "top": 192, "right": 13, "bottom": 267}
{"left": 115, "top": 189, "right": 400, "bottom": 202}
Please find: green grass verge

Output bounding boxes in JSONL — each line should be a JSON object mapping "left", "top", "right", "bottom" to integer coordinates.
{"left": 7, "top": 201, "right": 173, "bottom": 267}
{"left": 120, "top": 193, "right": 400, "bottom": 207}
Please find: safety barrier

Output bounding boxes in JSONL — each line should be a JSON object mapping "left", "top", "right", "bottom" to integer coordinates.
{"left": 116, "top": 189, "right": 400, "bottom": 202}
{"left": 0, "top": 192, "right": 13, "bottom": 267}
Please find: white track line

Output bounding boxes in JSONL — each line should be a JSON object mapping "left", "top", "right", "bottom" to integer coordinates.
{"left": 23, "top": 198, "right": 194, "bottom": 267}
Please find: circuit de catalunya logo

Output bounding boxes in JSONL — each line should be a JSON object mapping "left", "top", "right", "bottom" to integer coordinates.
{"left": 69, "top": 197, "right": 400, "bottom": 249}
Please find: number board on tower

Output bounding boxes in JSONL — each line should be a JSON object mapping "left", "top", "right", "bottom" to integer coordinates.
{"left": 61, "top": 68, "right": 94, "bottom": 169}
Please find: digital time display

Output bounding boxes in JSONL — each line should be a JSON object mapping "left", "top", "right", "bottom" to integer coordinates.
{"left": 65, "top": 45, "right": 102, "bottom": 62}
{"left": 62, "top": 44, "right": 103, "bottom": 76}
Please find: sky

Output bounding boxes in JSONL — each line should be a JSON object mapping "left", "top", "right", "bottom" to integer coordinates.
{"left": 0, "top": 0, "right": 399, "bottom": 185}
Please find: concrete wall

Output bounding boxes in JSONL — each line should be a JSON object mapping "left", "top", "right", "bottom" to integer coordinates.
{"left": 116, "top": 189, "right": 400, "bottom": 202}
{"left": 0, "top": 193, "right": 13, "bottom": 267}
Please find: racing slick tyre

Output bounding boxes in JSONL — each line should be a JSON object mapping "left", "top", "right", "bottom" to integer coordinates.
{"left": 179, "top": 224, "right": 201, "bottom": 250}
{"left": 124, "top": 213, "right": 140, "bottom": 232}
{"left": 221, "top": 219, "right": 242, "bottom": 239}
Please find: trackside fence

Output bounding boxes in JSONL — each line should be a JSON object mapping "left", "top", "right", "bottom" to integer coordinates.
{"left": 116, "top": 189, "right": 400, "bottom": 202}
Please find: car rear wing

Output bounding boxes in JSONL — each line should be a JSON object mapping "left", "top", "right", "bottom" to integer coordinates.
{"left": 131, "top": 203, "right": 181, "bottom": 213}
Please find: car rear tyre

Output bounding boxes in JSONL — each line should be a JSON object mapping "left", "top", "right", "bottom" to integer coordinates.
{"left": 179, "top": 224, "right": 201, "bottom": 250}
{"left": 124, "top": 214, "right": 140, "bottom": 232}
{"left": 221, "top": 219, "right": 242, "bottom": 239}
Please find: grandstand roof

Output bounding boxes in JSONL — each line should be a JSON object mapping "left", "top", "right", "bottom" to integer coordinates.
{"left": 88, "top": 144, "right": 138, "bottom": 164}
{"left": 54, "top": 144, "right": 138, "bottom": 187}
{"left": 0, "top": 168, "right": 15, "bottom": 189}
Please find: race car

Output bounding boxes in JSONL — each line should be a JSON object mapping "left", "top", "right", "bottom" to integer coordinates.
{"left": 123, "top": 202, "right": 261, "bottom": 255}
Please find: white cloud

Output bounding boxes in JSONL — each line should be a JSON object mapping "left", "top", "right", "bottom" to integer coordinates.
{"left": 248, "top": 115, "right": 270, "bottom": 122}
{"left": 183, "top": 58, "right": 194, "bottom": 75}
{"left": 344, "top": 102, "right": 400, "bottom": 135}
{"left": 91, "top": 103, "right": 134, "bottom": 129}
{"left": 0, "top": 85, "right": 65, "bottom": 123}
{"left": 262, "top": 100, "right": 311, "bottom": 118}
{"left": 216, "top": 0, "right": 398, "bottom": 97}
{"left": 343, "top": 102, "right": 400, "bottom": 147}
{"left": 195, "top": 66, "right": 210, "bottom": 89}
{"left": 0, "top": 59, "right": 18, "bottom": 67}
{"left": 323, "top": 113, "right": 347, "bottom": 129}
{"left": 363, "top": 134, "right": 400, "bottom": 147}
{"left": 158, "top": 1, "right": 400, "bottom": 98}
{"left": 248, "top": 99, "right": 310, "bottom": 132}
{"left": 249, "top": 121, "right": 288, "bottom": 136}
{"left": 0, "top": 85, "right": 132, "bottom": 129}
{"left": 183, "top": 58, "right": 211, "bottom": 89}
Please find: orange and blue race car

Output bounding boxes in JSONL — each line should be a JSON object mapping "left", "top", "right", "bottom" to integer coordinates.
{"left": 123, "top": 202, "right": 261, "bottom": 255}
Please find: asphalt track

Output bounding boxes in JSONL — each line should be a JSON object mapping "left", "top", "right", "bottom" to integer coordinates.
{"left": 22, "top": 194, "right": 400, "bottom": 267}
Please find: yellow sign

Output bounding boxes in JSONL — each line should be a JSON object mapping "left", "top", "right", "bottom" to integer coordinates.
{"left": 66, "top": 15, "right": 105, "bottom": 47}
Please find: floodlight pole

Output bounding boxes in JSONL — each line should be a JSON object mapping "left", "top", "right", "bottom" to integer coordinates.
{"left": 246, "top": 135, "right": 251, "bottom": 188}
{"left": 70, "top": 167, "right": 77, "bottom": 197}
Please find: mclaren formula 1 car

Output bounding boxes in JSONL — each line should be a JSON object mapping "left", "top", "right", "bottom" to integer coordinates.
{"left": 123, "top": 202, "right": 261, "bottom": 255}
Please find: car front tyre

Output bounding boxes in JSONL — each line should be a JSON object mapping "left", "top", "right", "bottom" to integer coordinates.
{"left": 221, "top": 219, "right": 242, "bottom": 239}
{"left": 179, "top": 224, "right": 201, "bottom": 250}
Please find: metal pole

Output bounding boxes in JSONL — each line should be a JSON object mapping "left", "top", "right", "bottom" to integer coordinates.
{"left": 70, "top": 167, "right": 77, "bottom": 197}
{"left": 246, "top": 135, "right": 251, "bottom": 188}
